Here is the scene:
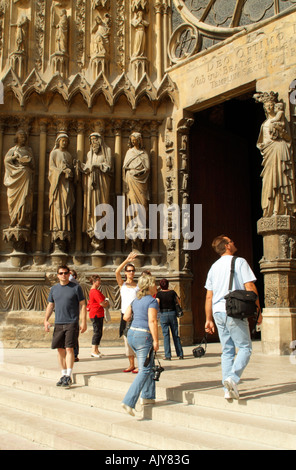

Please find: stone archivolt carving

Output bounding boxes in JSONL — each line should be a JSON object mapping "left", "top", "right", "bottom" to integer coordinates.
{"left": 131, "top": 0, "right": 149, "bottom": 13}
{"left": 3, "top": 67, "right": 178, "bottom": 111}
{"left": 171, "top": 0, "right": 293, "bottom": 57}
{"left": 254, "top": 92, "right": 296, "bottom": 218}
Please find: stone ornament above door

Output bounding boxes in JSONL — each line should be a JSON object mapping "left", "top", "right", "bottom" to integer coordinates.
{"left": 170, "top": 0, "right": 296, "bottom": 60}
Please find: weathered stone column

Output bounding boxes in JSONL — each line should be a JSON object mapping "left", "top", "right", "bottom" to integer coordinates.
{"left": 150, "top": 121, "right": 160, "bottom": 264}
{"left": 74, "top": 120, "right": 85, "bottom": 265}
{"left": 154, "top": 2, "right": 163, "bottom": 83}
{"left": 258, "top": 215, "right": 296, "bottom": 355}
{"left": 35, "top": 120, "right": 47, "bottom": 264}
{"left": 114, "top": 120, "right": 123, "bottom": 264}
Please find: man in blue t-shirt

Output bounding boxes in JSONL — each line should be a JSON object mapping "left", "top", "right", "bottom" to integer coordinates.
{"left": 44, "top": 265, "right": 87, "bottom": 387}
{"left": 205, "top": 235, "right": 262, "bottom": 400}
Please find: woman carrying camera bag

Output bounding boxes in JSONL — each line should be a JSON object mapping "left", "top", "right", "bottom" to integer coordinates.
{"left": 121, "top": 274, "right": 159, "bottom": 416}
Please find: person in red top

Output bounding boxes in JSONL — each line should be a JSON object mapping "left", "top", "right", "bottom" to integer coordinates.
{"left": 87, "top": 275, "right": 109, "bottom": 358}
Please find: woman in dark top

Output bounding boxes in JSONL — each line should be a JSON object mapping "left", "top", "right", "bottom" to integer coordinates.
{"left": 156, "top": 279, "right": 184, "bottom": 360}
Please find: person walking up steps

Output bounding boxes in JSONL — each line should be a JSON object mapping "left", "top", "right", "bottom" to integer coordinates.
{"left": 204, "top": 235, "right": 262, "bottom": 400}
{"left": 44, "top": 265, "right": 87, "bottom": 387}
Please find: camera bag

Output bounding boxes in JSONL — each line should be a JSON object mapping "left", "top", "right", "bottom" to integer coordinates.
{"left": 192, "top": 334, "right": 207, "bottom": 358}
{"left": 224, "top": 256, "right": 258, "bottom": 320}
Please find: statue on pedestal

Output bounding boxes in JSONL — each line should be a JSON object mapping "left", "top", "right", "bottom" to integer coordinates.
{"left": 3, "top": 129, "right": 35, "bottom": 261}
{"left": 55, "top": 9, "right": 68, "bottom": 54}
{"left": 77, "top": 132, "right": 112, "bottom": 251}
{"left": 254, "top": 92, "right": 296, "bottom": 218}
{"left": 4, "top": 129, "right": 34, "bottom": 231}
{"left": 123, "top": 132, "right": 150, "bottom": 247}
{"left": 48, "top": 133, "right": 75, "bottom": 251}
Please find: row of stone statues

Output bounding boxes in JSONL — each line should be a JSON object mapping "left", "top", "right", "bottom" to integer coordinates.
{"left": 12, "top": 7, "right": 149, "bottom": 60}
{"left": 3, "top": 130, "right": 150, "bottom": 251}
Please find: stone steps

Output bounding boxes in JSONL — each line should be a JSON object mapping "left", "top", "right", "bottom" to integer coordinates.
{"left": 0, "top": 363, "right": 292, "bottom": 450}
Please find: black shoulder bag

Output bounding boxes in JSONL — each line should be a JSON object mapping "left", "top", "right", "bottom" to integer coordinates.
{"left": 174, "top": 292, "right": 184, "bottom": 318}
{"left": 224, "top": 256, "right": 258, "bottom": 320}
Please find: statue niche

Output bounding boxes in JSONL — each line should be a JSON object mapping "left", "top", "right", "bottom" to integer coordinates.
{"left": 90, "top": 13, "right": 111, "bottom": 76}
{"left": 130, "top": 10, "right": 149, "bottom": 82}
{"left": 254, "top": 92, "right": 296, "bottom": 218}
{"left": 10, "top": 15, "right": 29, "bottom": 79}
{"left": 51, "top": 7, "right": 69, "bottom": 76}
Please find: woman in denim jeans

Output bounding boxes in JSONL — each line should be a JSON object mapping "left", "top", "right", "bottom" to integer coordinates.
{"left": 156, "top": 279, "right": 184, "bottom": 360}
{"left": 121, "top": 274, "right": 159, "bottom": 416}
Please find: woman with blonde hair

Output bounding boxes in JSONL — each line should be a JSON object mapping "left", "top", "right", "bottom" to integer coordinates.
{"left": 121, "top": 274, "right": 159, "bottom": 416}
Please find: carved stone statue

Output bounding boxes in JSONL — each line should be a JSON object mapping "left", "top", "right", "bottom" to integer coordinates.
{"left": 55, "top": 9, "right": 68, "bottom": 54}
{"left": 48, "top": 133, "right": 75, "bottom": 247}
{"left": 254, "top": 92, "right": 296, "bottom": 217}
{"left": 91, "top": 13, "right": 111, "bottom": 57}
{"left": 12, "top": 15, "right": 28, "bottom": 53}
{"left": 78, "top": 133, "right": 112, "bottom": 249}
{"left": 4, "top": 129, "right": 34, "bottom": 229}
{"left": 123, "top": 132, "right": 150, "bottom": 246}
{"left": 131, "top": 11, "right": 149, "bottom": 58}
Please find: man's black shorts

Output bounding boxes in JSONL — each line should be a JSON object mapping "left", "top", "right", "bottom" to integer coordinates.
{"left": 51, "top": 322, "right": 79, "bottom": 349}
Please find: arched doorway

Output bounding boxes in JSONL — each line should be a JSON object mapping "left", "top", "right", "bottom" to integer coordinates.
{"left": 189, "top": 92, "right": 265, "bottom": 343}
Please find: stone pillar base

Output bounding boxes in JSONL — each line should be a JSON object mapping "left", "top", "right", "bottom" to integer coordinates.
{"left": 261, "top": 308, "right": 296, "bottom": 355}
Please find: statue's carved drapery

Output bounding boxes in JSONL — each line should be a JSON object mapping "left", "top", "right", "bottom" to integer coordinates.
{"left": 254, "top": 92, "right": 296, "bottom": 218}
{"left": 78, "top": 132, "right": 112, "bottom": 250}
{"left": 48, "top": 133, "right": 75, "bottom": 246}
{"left": 3, "top": 130, "right": 34, "bottom": 230}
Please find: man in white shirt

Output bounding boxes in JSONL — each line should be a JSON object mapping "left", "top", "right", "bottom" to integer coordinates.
{"left": 205, "top": 235, "right": 262, "bottom": 399}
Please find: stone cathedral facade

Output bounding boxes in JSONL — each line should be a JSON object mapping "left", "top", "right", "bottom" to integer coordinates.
{"left": 0, "top": 0, "right": 296, "bottom": 355}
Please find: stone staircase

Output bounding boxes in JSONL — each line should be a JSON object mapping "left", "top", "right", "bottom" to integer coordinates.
{"left": 0, "top": 346, "right": 295, "bottom": 450}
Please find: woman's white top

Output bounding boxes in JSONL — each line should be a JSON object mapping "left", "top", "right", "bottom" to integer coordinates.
{"left": 120, "top": 282, "right": 139, "bottom": 313}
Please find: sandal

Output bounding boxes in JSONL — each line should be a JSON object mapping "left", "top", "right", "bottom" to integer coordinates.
{"left": 123, "top": 367, "right": 135, "bottom": 373}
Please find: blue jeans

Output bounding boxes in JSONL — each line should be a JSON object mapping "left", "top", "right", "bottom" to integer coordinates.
{"left": 160, "top": 311, "right": 183, "bottom": 358}
{"left": 122, "top": 328, "right": 155, "bottom": 409}
{"left": 213, "top": 312, "right": 252, "bottom": 390}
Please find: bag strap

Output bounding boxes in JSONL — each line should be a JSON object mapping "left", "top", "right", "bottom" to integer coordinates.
{"left": 228, "top": 256, "right": 237, "bottom": 291}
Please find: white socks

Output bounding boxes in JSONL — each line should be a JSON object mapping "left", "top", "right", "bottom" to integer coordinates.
{"left": 62, "top": 368, "right": 72, "bottom": 377}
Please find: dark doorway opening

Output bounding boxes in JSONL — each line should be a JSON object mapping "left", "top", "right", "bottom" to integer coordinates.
{"left": 189, "top": 93, "right": 266, "bottom": 343}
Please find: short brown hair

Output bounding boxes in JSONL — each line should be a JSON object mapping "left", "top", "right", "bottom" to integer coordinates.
{"left": 89, "top": 275, "right": 100, "bottom": 284}
{"left": 159, "top": 278, "right": 169, "bottom": 290}
{"left": 212, "top": 235, "right": 229, "bottom": 256}
{"left": 57, "top": 264, "right": 69, "bottom": 274}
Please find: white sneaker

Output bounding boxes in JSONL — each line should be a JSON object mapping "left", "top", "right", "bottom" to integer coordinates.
{"left": 224, "top": 377, "right": 239, "bottom": 399}
{"left": 224, "top": 390, "right": 234, "bottom": 400}
{"left": 141, "top": 398, "right": 155, "bottom": 405}
{"left": 121, "top": 403, "right": 135, "bottom": 416}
